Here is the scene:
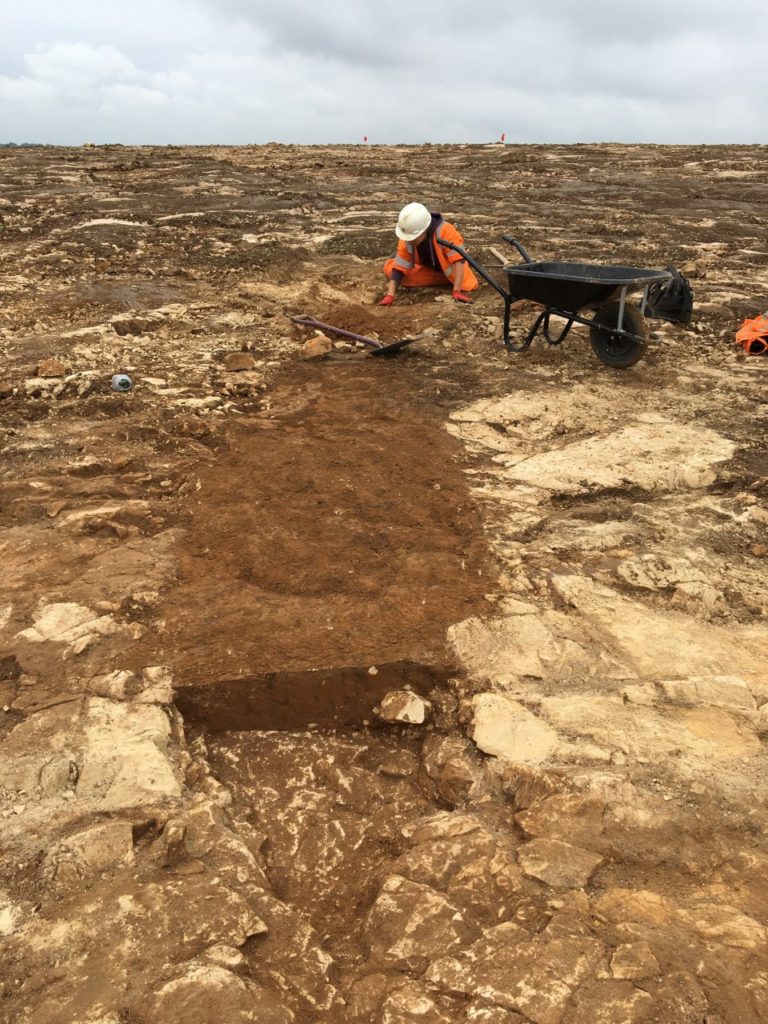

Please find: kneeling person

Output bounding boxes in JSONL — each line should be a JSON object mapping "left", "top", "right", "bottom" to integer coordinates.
{"left": 379, "top": 202, "right": 478, "bottom": 306}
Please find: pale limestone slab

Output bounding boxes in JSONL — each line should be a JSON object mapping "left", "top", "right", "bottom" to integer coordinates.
{"left": 470, "top": 694, "right": 559, "bottom": 763}
{"left": 507, "top": 420, "right": 735, "bottom": 495}
{"left": 518, "top": 838, "right": 603, "bottom": 889}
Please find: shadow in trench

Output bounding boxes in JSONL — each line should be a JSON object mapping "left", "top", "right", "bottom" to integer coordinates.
{"left": 175, "top": 660, "right": 456, "bottom": 732}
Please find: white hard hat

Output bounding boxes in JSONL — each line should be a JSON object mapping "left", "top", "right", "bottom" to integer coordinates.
{"left": 395, "top": 202, "right": 431, "bottom": 241}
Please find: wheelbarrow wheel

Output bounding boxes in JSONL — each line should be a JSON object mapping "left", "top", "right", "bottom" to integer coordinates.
{"left": 589, "top": 302, "right": 648, "bottom": 368}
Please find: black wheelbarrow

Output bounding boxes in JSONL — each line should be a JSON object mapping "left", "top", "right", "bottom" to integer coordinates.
{"left": 441, "top": 236, "right": 673, "bottom": 368}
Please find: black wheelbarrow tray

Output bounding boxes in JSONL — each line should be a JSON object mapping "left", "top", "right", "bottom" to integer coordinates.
{"left": 441, "top": 236, "right": 673, "bottom": 368}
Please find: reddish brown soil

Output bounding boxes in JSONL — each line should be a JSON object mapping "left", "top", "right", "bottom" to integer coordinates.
{"left": 134, "top": 360, "right": 493, "bottom": 687}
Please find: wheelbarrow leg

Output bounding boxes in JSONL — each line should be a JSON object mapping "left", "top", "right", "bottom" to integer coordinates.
{"left": 541, "top": 311, "right": 575, "bottom": 346}
{"left": 502, "top": 298, "right": 538, "bottom": 353}
{"left": 503, "top": 296, "right": 512, "bottom": 347}
{"left": 504, "top": 309, "right": 574, "bottom": 352}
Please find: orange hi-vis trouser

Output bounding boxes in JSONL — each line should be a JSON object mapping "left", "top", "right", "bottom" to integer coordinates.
{"left": 383, "top": 257, "right": 479, "bottom": 290}
{"left": 383, "top": 258, "right": 453, "bottom": 288}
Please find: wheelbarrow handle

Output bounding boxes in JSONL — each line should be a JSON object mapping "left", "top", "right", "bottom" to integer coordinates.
{"left": 436, "top": 237, "right": 509, "bottom": 300}
{"left": 500, "top": 236, "right": 534, "bottom": 263}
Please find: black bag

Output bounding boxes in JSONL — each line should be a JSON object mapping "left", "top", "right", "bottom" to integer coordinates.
{"left": 644, "top": 267, "right": 693, "bottom": 323}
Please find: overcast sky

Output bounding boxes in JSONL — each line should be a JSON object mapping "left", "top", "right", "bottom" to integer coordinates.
{"left": 1, "top": 0, "right": 767, "bottom": 145}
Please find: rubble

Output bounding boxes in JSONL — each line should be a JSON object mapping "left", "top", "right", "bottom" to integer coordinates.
{"left": 36, "top": 357, "right": 66, "bottom": 377}
{"left": 301, "top": 332, "right": 333, "bottom": 360}
{"left": 224, "top": 352, "right": 256, "bottom": 371}
{"left": 376, "top": 689, "right": 432, "bottom": 724}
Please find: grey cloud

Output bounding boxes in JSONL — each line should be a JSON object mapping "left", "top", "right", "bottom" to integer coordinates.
{"left": 195, "top": 0, "right": 768, "bottom": 62}
{"left": 193, "top": 0, "right": 434, "bottom": 66}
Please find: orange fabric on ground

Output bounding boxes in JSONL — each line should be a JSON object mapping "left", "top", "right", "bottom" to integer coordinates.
{"left": 735, "top": 313, "right": 768, "bottom": 354}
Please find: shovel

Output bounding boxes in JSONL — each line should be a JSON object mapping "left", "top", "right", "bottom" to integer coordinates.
{"left": 291, "top": 315, "right": 423, "bottom": 357}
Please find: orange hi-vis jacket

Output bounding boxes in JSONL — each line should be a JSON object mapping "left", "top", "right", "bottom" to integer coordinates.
{"left": 385, "top": 218, "right": 479, "bottom": 291}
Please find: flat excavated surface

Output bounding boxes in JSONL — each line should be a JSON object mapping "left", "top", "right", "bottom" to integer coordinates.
{"left": 138, "top": 360, "right": 492, "bottom": 685}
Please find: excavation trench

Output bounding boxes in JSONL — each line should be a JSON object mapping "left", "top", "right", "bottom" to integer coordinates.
{"left": 150, "top": 361, "right": 494, "bottom": 1003}
{"left": 136, "top": 358, "right": 492, "bottom": 684}
{"left": 181, "top": 659, "right": 463, "bottom": 1003}
{"left": 204, "top": 721, "right": 444, "bottom": 972}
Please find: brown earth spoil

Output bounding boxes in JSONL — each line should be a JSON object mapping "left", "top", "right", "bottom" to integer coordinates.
{"left": 1, "top": 143, "right": 768, "bottom": 1024}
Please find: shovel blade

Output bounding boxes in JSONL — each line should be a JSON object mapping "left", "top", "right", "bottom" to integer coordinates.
{"left": 368, "top": 336, "right": 421, "bottom": 357}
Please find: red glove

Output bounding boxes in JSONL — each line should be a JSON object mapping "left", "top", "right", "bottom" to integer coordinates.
{"left": 378, "top": 294, "right": 394, "bottom": 307}
{"left": 452, "top": 291, "right": 472, "bottom": 303}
